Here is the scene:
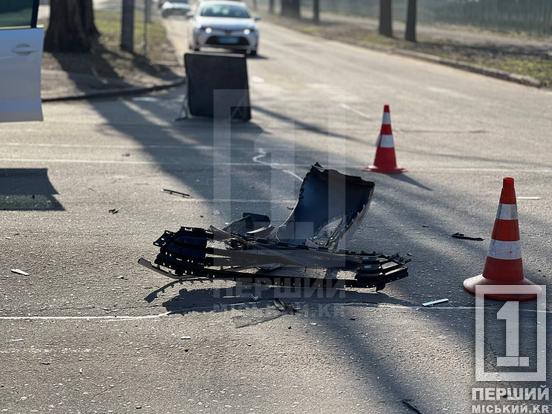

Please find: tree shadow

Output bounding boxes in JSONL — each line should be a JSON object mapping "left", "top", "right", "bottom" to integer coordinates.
{"left": 0, "top": 168, "right": 64, "bottom": 211}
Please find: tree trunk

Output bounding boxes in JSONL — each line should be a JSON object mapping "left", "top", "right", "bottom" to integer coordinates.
{"left": 45, "top": 0, "right": 98, "bottom": 52}
{"left": 81, "top": 0, "right": 100, "bottom": 37}
{"left": 121, "top": 0, "right": 135, "bottom": 53}
{"left": 405, "top": 0, "right": 417, "bottom": 42}
{"left": 313, "top": 0, "right": 320, "bottom": 23}
{"left": 281, "top": 0, "right": 301, "bottom": 19}
{"left": 269, "top": 0, "right": 275, "bottom": 14}
{"left": 379, "top": 0, "right": 393, "bottom": 37}
{"left": 251, "top": 0, "right": 258, "bottom": 12}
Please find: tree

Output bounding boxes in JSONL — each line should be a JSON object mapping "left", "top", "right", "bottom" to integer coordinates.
{"left": 405, "top": 0, "right": 417, "bottom": 42}
{"left": 313, "top": 0, "right": 320, "bottom": 23}
{"left": 281, "top": 0, "right": 301, "bottom": 19}
{"left": 269, "top": 0, "right": 275, "bottom": 14}
{"left": 45, "top": 0, "right": 99, "bottom": 53}
{"left": 379, "top": 0, "right": 393, "bottom": 37}
{"left": 121, "top": 0, "right": 135, "bottom": 52}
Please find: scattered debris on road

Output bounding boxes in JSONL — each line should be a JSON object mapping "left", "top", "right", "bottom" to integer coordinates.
{"left": 422, "top": 298, "right": 449, "bottom": 307}
{"left": 139, "top": 164, "right": 409, "bottom": 291}
{"left": 402, "top": 399, "right": 423, "bottom": 414}
{"left": 108, "top": 208, "right": 120, "bottom": 214}
{"left": 180, "top": 336, "right": 191, "bottom": 340}
{"left": 10, "top": 269, "right": 29, "bottom": 276}
{"left": 451, "top": 232, "right": 484, "bottom": 241}
{"left": 162, "top": 188, "right": 190, "bottom": 198}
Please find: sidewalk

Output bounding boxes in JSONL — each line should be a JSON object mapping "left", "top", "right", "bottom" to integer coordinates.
{"left": 40, "top": 4, "right": 184, "bottom": 101}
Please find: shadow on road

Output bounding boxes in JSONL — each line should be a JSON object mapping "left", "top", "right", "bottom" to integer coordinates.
{"left": 0, "top": 168, "right": 64, "bottom": 211}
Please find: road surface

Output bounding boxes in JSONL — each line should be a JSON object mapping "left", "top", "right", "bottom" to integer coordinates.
{"left": 1, "top": 18, "right": 551, "bottom": 413}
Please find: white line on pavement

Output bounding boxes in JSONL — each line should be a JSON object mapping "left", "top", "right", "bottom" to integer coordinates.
{"left": 252, "top": 148, "right": 303, "bottom": 181}
{"left": 0, "top": 304, "right": 550, "bottom": 322}
{"left": 339, "top": 103, "right": 373, "bottom": 119}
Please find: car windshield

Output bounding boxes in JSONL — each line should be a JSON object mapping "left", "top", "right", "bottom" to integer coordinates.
{"left": 199, "top": 4, "right": 250, "bottom": 18}
{"left": 171, "top": 0, "right": 188, "bottom": 3}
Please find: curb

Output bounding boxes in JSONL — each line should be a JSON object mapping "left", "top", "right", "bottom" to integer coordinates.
{"left": 42, "top": 78, "right": 186, "bottom": 103}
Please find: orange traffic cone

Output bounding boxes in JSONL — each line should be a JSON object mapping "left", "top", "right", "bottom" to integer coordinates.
{"left": 463, "top": 177, "right": 540, "bottom": 301}
{"left": 365, "top": 105, "right": 405, "bottom": 174}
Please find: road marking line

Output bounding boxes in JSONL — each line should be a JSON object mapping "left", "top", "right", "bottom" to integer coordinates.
{"left": 252, "top": 148, "right": 303, "bottom": 181}
{"left": 1, "top": 158, "right": 551, "bottom": 174}
{"left": 339, "top": 103, "right": 372, "bottom": 119}
{"left": 0, "top": 304, "right": 550, "bottom": 322}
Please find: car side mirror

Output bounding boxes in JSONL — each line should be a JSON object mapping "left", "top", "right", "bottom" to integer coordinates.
{"left": 186, "top": 11, "right": 194, "bottom": 19}
{"left": 254, "top": 16, "right": 261, "bottom": 21}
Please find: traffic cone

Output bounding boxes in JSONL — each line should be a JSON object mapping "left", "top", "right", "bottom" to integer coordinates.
{"left": 463, "top": 177, "right": 541, "bottom": 301}
{"left": 365, "top": 105, "right": 405, "bottom": 174}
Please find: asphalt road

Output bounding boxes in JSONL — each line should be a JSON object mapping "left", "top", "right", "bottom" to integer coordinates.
{"left": 1, "top": 18, "right": 551, "bottom": 413}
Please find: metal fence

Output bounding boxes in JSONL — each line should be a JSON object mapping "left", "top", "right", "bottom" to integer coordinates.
{"left": 257, "top": 0, "right": 552, "bottom": 34}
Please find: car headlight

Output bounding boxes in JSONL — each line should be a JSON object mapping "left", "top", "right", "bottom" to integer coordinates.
{"left": 243, "top": 28, "right": 254, "bottom": 35}
{"left": 205, "top": 27, "right": 212, "bottom": 34}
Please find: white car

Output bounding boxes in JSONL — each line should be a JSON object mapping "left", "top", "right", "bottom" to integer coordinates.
{"left": 189, "top": 1, "right": 260, "bottom": 56}
{"left": 0, "top": 0, "right": 43, "bottom": 122}
{"left": 161, "top": 0, "right": 192, "bottom": 18}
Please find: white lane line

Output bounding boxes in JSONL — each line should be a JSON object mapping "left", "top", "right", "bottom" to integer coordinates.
{"left": 1, "top": 158, "right": 551, "bottom": 174}
{"left": 0, "top": 313, "right": 172, "bottom": 321}
{"left": 427, "top": 86, "right": 474, "bottom": 100}
{"left": 1, "top": 304, "right": 550, "bottom": 322}
{"left": 339, "top": 103, "right": 373, "bottom": 119}
{"left": 252, "top": 148, "right": 303, "bottom": 181}
{"left": 170, "top": 198, "right": 297, "bottom": 203}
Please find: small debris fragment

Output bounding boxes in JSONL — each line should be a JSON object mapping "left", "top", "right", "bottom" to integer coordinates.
{"left": 162, "top": 188, "right": 190, "bottom": 198}
{"left": 249, "top": 295, "right": 259, "bottom": 302}
{"left": 122, "top": 153, "right": 130, "bottom": 157}
{"left": 518, "top": 196, "right": 541, "bottom": 200}
{"left": 108, "top": 208, "right": 120, "bottom": 214}
{"left": 402, "top": 399, "right": 423, "bottom": 414}
{"left": 40, "top": 361, "right": 51, "bottom": 366}
{"left": 422, "top": 298, "right": 449, "bottom": 307}
{"left": 180, "top": 336, "right": 191, "bottom": 340}
{"left": 10, "top": 269, "right": 29, "bottom": 276}
{"left": 310, "top": 322, "right": 317, "bottom": 326}
{"left": 451, "top": 232, "right": 483, "bottom": 241}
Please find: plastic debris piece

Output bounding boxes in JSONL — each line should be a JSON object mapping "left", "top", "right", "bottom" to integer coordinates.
{"left": 422, "top": 298, "right": 449, "bottom": 307}
{"left": 10, "top": 269, "right": 29, "bottom": 276}
{"left": 180, "top": 336, "right": 192, "bottom": 340}
{"left": 162, "top": 188, "right": 190, "bottom": 198}
{"left": 109, "top": 208, "right": 120, "bottom": 214}
{"left": 451, "top": 232, "right": 484, "bottom": 241}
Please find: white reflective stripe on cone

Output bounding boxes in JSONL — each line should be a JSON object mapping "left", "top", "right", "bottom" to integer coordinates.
{"left": 379, "top": 134, "right": 395, "bottom": 148}
{"left": 488, "top": 239, "right": 522, "bottom": 260}
{"left": 382, "top": 112, "right": 391, "bottom": 124}
{"left": 496, "top": 204, "right": 518, "bottom": 220}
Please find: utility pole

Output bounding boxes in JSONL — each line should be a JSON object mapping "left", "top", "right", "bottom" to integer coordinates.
{"left": 313, "top": 0, "right": 320, "bottom": 23}
{"left": 121, "top": 0, "right": 135, "bottom": 53}
{"left": 379, "top": 0, "right": 393, "bottom": 37}
{"left": 405, "top": 0, "right": 417, "bottom": 42}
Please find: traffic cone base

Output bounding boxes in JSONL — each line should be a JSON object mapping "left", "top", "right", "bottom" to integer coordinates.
{"left": 463, "top": 274, "right": 540, "bottom": 301}
{"left": 366, "top": 165, "right": 406, "bottom": 174}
